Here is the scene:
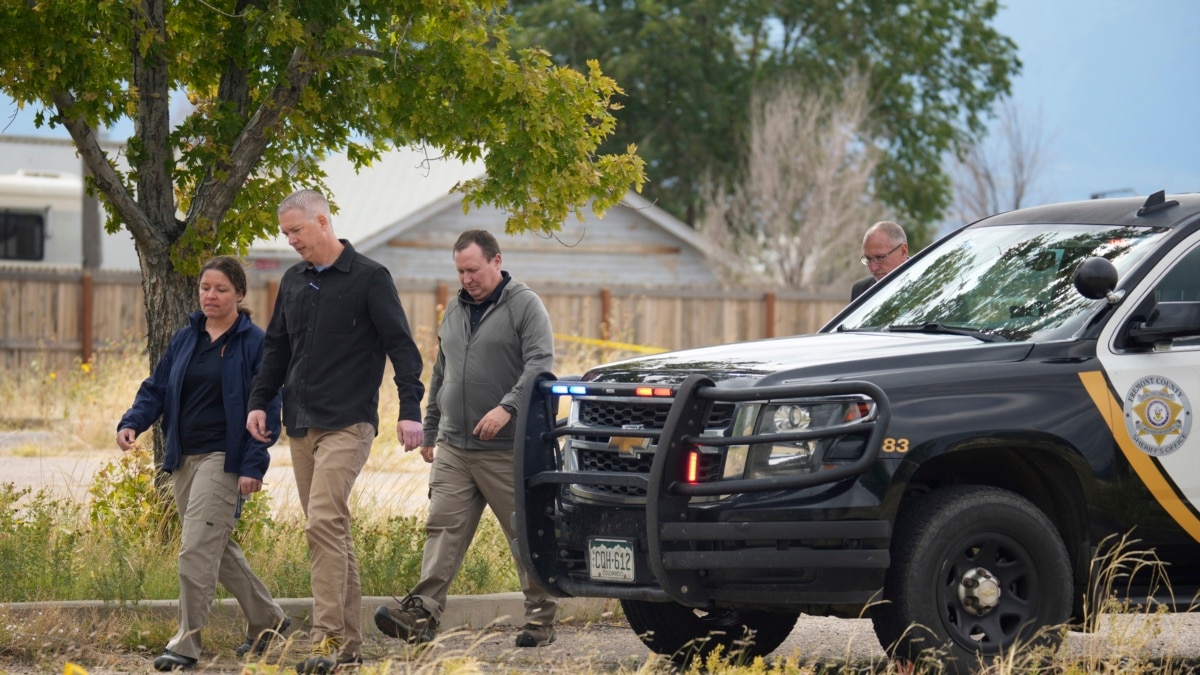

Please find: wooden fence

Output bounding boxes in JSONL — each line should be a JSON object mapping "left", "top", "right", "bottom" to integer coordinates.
{"left": 0, "top": 266, "right": 848, "bottom": 373}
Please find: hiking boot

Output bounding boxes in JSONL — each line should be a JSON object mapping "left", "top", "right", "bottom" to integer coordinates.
{"left": 515, "top": 623, "right": 556, "bottom": 647}
{"left": 374, "top": 597, "right": 438, "bottom": 644}
{"left": 152, "top": 649, "right": 197, "bottom": 671}
{"left": 294, "top": 636, "right": 349, "bottom": 675}
{"left": 235, "top": 615, "right": 292, "bottom": 657}
{"left": 295, "top": 654, "right": 361, "bottom": 674}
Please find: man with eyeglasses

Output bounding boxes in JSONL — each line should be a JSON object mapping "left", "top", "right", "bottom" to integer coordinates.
{"left": 851, "top": 220, "right": 909, "bottom": 300}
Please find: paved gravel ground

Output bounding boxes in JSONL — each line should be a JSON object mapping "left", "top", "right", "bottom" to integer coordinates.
{"left": 412, "top": 613, "right": 1200, "bottom": 673}
{"left": 6, "top": 611, "right": 1200, "bottom": 674}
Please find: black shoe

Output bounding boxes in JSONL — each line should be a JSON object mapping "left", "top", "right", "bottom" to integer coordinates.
{"left": 152, "top": 649, "right": 197, "bottom": 671}
{"left": 515, "top": 623, "right": 556, "bottom": 647}
{"left": 235, "top": 615, "right": 292, "bottom": 657}
{"left": 374, "top": 597, "right": 438, "bottom": 643}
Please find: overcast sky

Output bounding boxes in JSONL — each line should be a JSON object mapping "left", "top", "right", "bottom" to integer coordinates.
{"left": 2, "top": 0, "right": 1197, "bottom": 209}
{"left": 993, "top": 0, "right": 1200, "bottom": 204}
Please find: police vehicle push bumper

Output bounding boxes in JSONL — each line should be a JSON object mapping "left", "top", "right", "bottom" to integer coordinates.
{"left": 515, "top": 372, "right": 892, "bottom": 609}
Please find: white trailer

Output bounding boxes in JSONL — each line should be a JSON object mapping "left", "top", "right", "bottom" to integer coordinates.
{"left": 0, "top": 168, "right": 138, "bottom": 270}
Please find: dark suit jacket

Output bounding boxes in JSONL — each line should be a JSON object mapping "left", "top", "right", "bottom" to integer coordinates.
{"left": 851, "top": 275, "right": 876, "bottom": 300}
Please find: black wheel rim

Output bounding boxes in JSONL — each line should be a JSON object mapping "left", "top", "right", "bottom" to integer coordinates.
{"left": 937, "top": 531, "right": 1041, "bottom": 653}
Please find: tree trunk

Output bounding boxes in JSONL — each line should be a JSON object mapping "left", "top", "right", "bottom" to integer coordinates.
{"left": 135, "top": 242, "right": 198, "bottom": 473}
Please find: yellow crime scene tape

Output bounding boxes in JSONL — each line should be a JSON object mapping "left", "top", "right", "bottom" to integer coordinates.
{"left": 553, "top": 333, "right": 667, "bottom": 355}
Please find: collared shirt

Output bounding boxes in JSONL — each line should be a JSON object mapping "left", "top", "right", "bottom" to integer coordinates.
{"left": 462, "top": 272, "right": 512, "bottom": 332}
{"left": 178, "top": 327, "right": 229, "bottom": 454}
{"left": 250, "top": 240, "right": 425, "bottom": 436}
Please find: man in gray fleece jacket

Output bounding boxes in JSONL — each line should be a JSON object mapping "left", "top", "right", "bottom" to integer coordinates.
{"left": 374, "top": 229, "right": 559, "bottom": 647}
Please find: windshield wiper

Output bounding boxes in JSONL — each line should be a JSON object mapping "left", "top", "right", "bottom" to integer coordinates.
{"left": 888, "top": 322, "right": 1007, "bottom": 343}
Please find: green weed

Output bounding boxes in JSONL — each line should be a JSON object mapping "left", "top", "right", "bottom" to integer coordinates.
{"left": 0, "top": 483, "right": 79, "bottom": 601}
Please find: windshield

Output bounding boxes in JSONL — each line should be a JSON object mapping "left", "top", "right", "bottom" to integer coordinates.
{"left": 833, "top": 223, "right": 1170, "bottom": 342}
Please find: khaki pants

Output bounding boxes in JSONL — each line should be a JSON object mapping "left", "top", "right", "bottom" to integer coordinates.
{"left": 168, "top": 452, "right": 283, "bottom": 660}
{"left": 289, "top": 424, "right": 374, "bottom": 658}
{"left": 411, "top": 442, "right": 557, "bottom": 626}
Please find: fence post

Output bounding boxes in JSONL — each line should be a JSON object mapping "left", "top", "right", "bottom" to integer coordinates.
{"left": 599, "top": 287, "right": 612, "bottom": 341}
{"left": 436, "top": 282, "right": 449, "bottom": 323}
{"left": 81, "top": 271, "right": 94, "bottom": 363}
{"left": 266, "top": 279, "right": 280, "bottom": 319}
{"left": 764, "top": 291, "right": 776, "bottom": 339}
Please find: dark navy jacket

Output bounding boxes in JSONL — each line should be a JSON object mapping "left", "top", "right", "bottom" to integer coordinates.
{"left": 118, "top": 311, "right": 282, "bottom": 479}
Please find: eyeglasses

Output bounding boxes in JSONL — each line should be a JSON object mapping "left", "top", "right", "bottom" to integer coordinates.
{"left": 860, "top": 244, "right": 903, "bottom": 266}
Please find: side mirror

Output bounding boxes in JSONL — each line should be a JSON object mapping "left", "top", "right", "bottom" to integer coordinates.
{"left": 1128, "top": 302, "right": 1200, "bottom": 347}
{"left": 1074, "top": 257, "right": 1121, "bottom": 303}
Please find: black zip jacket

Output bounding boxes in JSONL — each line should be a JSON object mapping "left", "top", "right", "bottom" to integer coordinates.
{"left": 249, "top": 240, "right": 424, "bottom": 436}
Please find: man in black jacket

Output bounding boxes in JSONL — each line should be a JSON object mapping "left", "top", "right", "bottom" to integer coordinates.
{"left": 247, "top": 189, "right": 425, "bottom": 674}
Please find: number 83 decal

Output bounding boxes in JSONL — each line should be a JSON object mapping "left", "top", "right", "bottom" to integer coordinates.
{"left": 881, "top": 437, "right": 910, "bottom": 453}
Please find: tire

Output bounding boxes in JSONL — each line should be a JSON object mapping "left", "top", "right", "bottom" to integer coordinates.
{"left": 871, "top": 485, "right": 1072, "bottom": 673}
{"left": 620, "top": 599, "right": 799, "bottom": 665}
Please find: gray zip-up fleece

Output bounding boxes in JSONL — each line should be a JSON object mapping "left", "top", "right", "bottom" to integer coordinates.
{"left": 423, "top": 277, "right": 554, "bottom": 450}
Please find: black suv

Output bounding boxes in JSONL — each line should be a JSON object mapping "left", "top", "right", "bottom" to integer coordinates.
{"left": 515, "top": 191, "right": 1200, "bottom": 671}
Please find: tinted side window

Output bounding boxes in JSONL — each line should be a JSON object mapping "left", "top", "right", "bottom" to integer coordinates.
{"left": 1155, "top": 246, "right": 1200, "bottom": 302}
{"left": 1154, "top": 244, "right": 1200, "bottom": 347}
{"left": 0, "top": 210, "right": 45, "bottom": 261}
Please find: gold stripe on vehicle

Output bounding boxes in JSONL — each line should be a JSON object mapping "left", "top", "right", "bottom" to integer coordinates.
{"left": 1079, "top": 370, "right": 1200, "bottom": 543}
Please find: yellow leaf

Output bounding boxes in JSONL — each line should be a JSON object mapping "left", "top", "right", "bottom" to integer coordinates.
{"left": 64, "top": 663, "right": 89, "bottom": 675}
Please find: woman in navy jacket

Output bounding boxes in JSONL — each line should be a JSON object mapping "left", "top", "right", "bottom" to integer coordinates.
{"left": 117, "top": 256, "right": 288, "bottom": 671}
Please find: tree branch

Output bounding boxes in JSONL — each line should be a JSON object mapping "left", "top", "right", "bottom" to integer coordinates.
{"left": 52, "top": 92, "right": 159, "bottom": 248}
{"left": 186, "top": 46, "right": 315, "bottom": 232}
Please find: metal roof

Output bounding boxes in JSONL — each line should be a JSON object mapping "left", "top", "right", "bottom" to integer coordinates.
{"left": 252, "top": 146, "right": 486, "bottom": 254}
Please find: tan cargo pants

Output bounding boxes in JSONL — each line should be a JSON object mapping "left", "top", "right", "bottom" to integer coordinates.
{"left": 168, "top": 452, "right": 284, "bottom": 660}
{"left": 410, "top": 442, "right": 558, "bottom": 627}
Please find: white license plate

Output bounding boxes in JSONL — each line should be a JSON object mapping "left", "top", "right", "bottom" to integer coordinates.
{"left": 588, "top": 538, "right": 636, "bottom": 582}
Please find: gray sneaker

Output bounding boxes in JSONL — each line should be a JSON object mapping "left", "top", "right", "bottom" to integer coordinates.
{"left": 515, "top": 623, "right": 556, "bottom": 647}
{"left": 374, "top": 598, "right": 438, "bottom": 644}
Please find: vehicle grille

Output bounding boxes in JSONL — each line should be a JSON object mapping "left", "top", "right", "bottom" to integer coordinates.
{"left": 571, "top": 399, "right": 735, "bottom": 499}
{"left": 578, "top": 400, "right": 736, "bottom": 428}
{"left": 576, "top": 447, "right": 726, "bottom": 497}
{"left": 577, "top": 448, "right": 653, "bottom": 496}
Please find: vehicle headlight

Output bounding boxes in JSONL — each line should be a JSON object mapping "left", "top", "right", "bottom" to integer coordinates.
{"left": 723, "top": 398, "right": 875, "bottom": 480}
{"left": 771, "top": 405, "right": 811, "bottom": 432}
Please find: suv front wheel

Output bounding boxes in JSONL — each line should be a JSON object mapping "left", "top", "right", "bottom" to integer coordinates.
{"left": 871, "top": 485, "right": 1072, "bottom": 673}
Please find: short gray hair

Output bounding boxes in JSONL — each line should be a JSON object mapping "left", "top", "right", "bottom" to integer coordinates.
{"left": 864, "top": 220, "right": 906, "bottom": 247}
{"left": 278, "top": 189, "right": 332, "bottom": 221}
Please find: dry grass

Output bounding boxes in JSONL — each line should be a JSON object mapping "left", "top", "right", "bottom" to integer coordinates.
{"left": 0, "top": 327, "right": 610, "bottom": 457}
{"left": 0, "top": 340, "right": 148, "bottom": 452}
